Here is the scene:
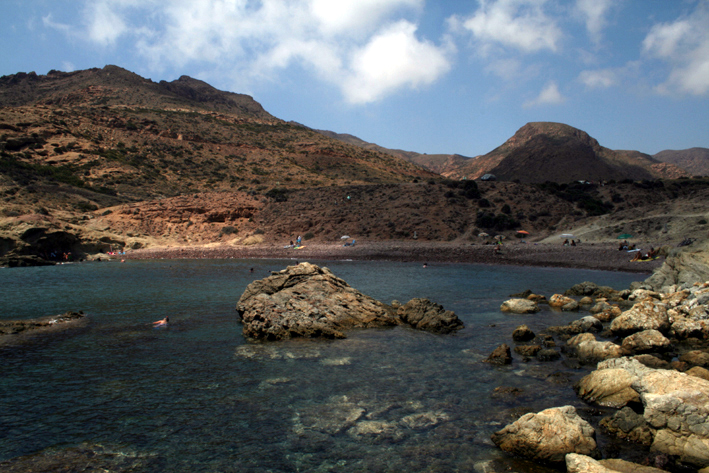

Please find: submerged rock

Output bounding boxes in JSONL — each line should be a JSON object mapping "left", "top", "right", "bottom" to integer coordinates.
{"left": 485, "top": 343, "right": 512, "bottom": 365}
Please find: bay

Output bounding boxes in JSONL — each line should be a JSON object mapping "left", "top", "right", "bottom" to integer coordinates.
{"left": 0, "top": 259, "right": 642, "bottom": 472}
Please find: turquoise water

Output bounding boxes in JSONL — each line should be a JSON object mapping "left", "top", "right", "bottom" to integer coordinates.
{"left": 0, "top": 259, "right": 643, "bottom": 472}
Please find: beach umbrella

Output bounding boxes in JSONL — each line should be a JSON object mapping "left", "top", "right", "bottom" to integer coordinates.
{"left": 478, "top": 232, "right": 489, "bottom": 238}
{"left": 340, "top": 235, "right": 350, "bottom": 239}
{"left": 617, "top": 233, "right": 633, "bottom": 239}
{"left": 561, "top": 233, "right": 574, "bottom": 238}
{"left": 516, "top": 230, "right": 530, "bottom": 235}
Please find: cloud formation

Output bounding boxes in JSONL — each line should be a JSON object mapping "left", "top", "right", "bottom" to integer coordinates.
{"left": 57, "top": 0, "right": 450, "bottom": 104}
{"left": 524, "top": 81, "right": 565, "bottom": 108}
{"left": 643, "top": 1, "right": 709, "bottom": 95}
{"left": 453, "top": 0, "right": 562, "bottom": 54}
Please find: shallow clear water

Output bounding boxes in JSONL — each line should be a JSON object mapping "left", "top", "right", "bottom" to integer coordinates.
{"left": 0, "top": 259, "right": 643, "bottom": 472}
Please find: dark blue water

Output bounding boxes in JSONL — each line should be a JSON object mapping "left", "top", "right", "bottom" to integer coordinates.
{"left": 0, "top": 259, "right": 643, "bottom": 472}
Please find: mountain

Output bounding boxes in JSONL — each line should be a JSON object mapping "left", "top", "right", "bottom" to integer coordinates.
{"left": 440, "top": 122, "right": 687, "bottom": 183}
{"left": 316, "top": 129, "right": 471, "bottom": 175}
{"left": 0, "top": 65, "right": 434, "bottom": 206}
{"left": 653, "top": 148, "right": 709, "bottom": 177}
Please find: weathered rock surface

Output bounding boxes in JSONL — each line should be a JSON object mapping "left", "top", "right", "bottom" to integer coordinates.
{"left": 679, "top": 350, "right": 709, "bottom": 368}
{"left": 645, "top": 240, "right": 709, "bottom": 290}
{"left": 632, "top": 368, "right": 709, "bottom": 467}
{"left": 491, "top": 405, "right": 599, "bottom": 463}
{"left": 621, "top": 330, "right": 671, "bottom": 354}
{"left": 512, "top": 324, "right": 535, "bottom": 342}
{"left": 567, "top": 333, "right": 625, "bottom": 364}
{"left": 396, "top": 298, "right": 463, "bottom": 334}
{"left": 485, "top": 343, "right": 512, "bottom": 365}
{"left": 500, "top": 298, "right": 539, "bottom": 314}
{"left": 600, "top": 406, "right": 655, "bottom": 446}
{"left": 566, "top": 454, "right": 666, "bottom": 473}
{"left": 575, "top": 368, "right": 640, "bottom": 408}
{"left": 236, "top": 263, "right": 461, "bottom": 340}
{"left": 610, "top": 299, "right": 670, "bottom": 336}
{"left": 549, "top": 294, "right": 576, "bottom": 308}
{"left": 237, "top": 263, "right": 398, "bottom": 339}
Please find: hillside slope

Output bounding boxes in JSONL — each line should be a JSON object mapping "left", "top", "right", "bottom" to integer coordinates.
{"left": 654, "top": 148, "right": 709, "bottom": 176}
{"left": 442, "top": 122, "right": 687, "bottom": 183}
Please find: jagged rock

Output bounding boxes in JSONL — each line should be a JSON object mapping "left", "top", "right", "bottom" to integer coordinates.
{"left": 645, "top": 240, "right": 709, "bottom": 290}
{"left": 670, "top": 316, "right": 703, "bottom": 339}
{"left": 549, "top": 294, "right": 576, "bottom": 308}
{"left": 610, "top": 299, "right": 670, "bottom": 336}
{"left": 628, "top": 289, "right": 661, "bottom": 301}
{"left": 512, "top": 324, "right": 535, "bottom": 342}
{"left": 0, "top": 310, "right": 86, "bottom": 336}
{"left": 500, "top": 298, "right": 539, "bottom": 314}
{"left": 590, "top": 301, "right": 612, "bottom": 313}
{"left": 621, "top": 330, "right": 671, "bottom": 354}
{"left": 491, "top": 405, "right": 599, "bottom": 463}
{"left": 599, "top": 406, "right": 655, "bottom": 446}
{"left": 593, "top": 305, "right": 622, "bottom": 323}
{"left": 579, "top": 296, "right": 594, "bottom": 305}
{"left": 236, "top": 263, "right": 460, "bottom": 340}
{"left": 485, "top": 344, "right": 512, "bottom": 365}
{"left": 575, "top": 368, "right": 640, "bottom": 408}
{"left": 633, "top": 369, "right": 709, "bottom": 467}
{"left": 397, "top": 298, "right": 464, "bottom": 334}
{"left": 236, "top": 262, "right": 398, "bottom": 340}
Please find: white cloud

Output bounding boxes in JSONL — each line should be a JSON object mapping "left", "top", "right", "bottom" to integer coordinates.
{"left": 643, "top": 1, "right": 709, "bottom": 96}
{"left": 578, "top": 68, "right": 617, "bottom": 89}
{"left": 343, "top": 21, "right": 453, "bottom": 104}
{"left": 574, "top": 0, "right": 614, "bottom": 44}
{"left": 42, "top": 13, "right": 71, "bottom": 33}
{"left": 523, "top": 81, "right": 565, "bottom": 107}
{"left": 453, "top": 0, "right": 563, "bottom": 54}
{"left": 61, "top": 0, "right": 451, "bottom": 104}
{"left": 83, "top": 1, "right": 127, "bottom": 46}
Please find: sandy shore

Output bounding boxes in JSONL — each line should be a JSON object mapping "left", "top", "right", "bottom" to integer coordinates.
{"left": 123, "top": 240, "right": 664, "bottom": 274}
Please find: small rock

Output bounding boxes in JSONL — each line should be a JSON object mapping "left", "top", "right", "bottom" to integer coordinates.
{"left": 485, "top": 344, "right": 512, "bottom": 365}
{"left": 512, "top": 324, "right": 535, "bottom": 342}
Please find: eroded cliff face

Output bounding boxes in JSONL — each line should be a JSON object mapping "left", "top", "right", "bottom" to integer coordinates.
{"left": 646, "top": 239, "right": 709, "bottom": 290}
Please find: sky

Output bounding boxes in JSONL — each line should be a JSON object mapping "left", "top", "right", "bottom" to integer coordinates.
{"left": 2, "top": 0, "right": 709, "bottom": 157}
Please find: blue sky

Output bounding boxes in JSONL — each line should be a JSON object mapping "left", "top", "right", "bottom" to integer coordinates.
{"left": 2, "top": 0, "right": 709, "bottom": 157}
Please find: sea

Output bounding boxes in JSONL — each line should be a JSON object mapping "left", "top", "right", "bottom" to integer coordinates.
{"left": 0, "top": 258, "right": 644, "bottom": 472}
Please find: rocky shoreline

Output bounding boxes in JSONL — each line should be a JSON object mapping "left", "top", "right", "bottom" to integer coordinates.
{"left": 122, "top": 240, "right": 664, "bottom": 273}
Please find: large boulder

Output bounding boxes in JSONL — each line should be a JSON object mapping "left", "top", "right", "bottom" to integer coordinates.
{"left": 490, "top": 405, "right": 599, "bottom": 463}
{"left": 512, "top": 324, "right": 535, "bottom": 342}
{"left": 567, "top": 333, "right": 625, "bottom": 364}
{"left": 549, "top": 294, "right": 576, "bottom": 308}
{"left": 645, "top": 240, "right": 709, "bottom": 290}
{"left": 396, "top": 298, "right": 463, "bottom": 334}
{"left": 621, "top": 330, "right": 671, "bottom": 354}
{"left": 500, "top": 298, "right": 539, "bottom": 314}
{"left": 610, "top": 299, "right": 670, "bottom": 336}
{"left": 575, "top": 368, "right": 640, "bottom": 408}
{"left": 633, "top": 369, "right": 709, "bottom": 467}
{"left": 236, "top": 263, "right": 399, "bottom": 340}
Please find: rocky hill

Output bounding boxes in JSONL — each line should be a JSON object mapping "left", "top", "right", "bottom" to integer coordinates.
{"left": 654, "top": 147, "right": 709, "bottom": 177}
{"left": 1, "top": 66, "right": 708, "bottom": 267}
{"left": 316, "top": 129, "right": 471, "bottom": 174}
{"left": 440, "top": 122, "right": 687, "bottom": 183}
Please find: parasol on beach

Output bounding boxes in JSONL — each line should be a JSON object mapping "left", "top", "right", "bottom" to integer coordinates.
{"left": 340, "top": 235, "right": 351, "bottom": 239}
{"left": 516, "top": 230, "right": 530, "bottom": 235}
{"left": 617, "top": 233, "right": 633, "bottom": 239}
{"left": 561, "top": 233, "right": 574, "bottom": 238}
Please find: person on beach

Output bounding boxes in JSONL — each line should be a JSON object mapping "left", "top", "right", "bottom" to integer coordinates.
{"left": 153, "top": 316, "right": 169, "bottom": 327}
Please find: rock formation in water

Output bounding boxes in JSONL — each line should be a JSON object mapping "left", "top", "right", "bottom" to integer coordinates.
{"left": 236, "top": 262, "right": 463, "bottom": 340}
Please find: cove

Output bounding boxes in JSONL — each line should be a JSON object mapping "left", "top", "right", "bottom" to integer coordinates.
{"left": 0, "top": 259, "right": 643, "bottom": 472}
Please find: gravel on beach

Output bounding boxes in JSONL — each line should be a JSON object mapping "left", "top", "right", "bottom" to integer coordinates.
{"left": 123, "top": 241, "right": 663, "bottom": 274}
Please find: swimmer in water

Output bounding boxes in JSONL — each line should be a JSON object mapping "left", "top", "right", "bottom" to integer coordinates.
{"left": 152, "top": 316, "right": 169, "bottom": 327}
